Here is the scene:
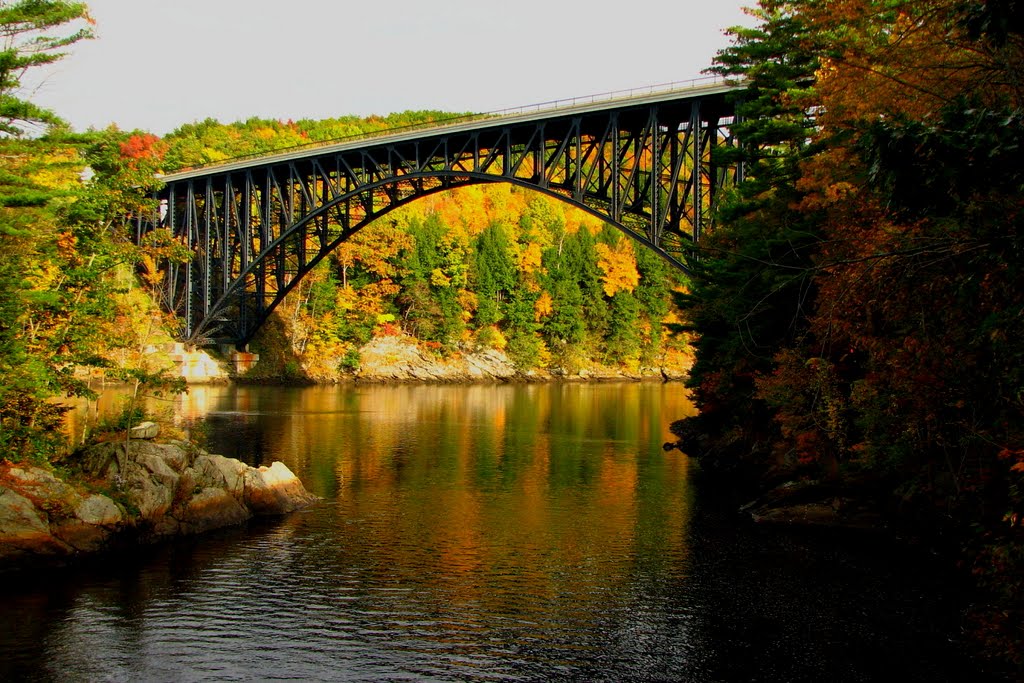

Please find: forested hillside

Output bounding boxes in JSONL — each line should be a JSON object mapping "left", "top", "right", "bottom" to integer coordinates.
{"left": 676, "top": 0, "right": 1023, "bottom": 668}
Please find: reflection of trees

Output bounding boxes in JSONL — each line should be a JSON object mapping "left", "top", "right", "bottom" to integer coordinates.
{"left": 45, "top": 383, "right": 704, "bottom": 676}
{"left": 193, "top": 383, "right": 698, "bottom": 658}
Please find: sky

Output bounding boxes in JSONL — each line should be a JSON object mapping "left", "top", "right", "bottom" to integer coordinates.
{"left": 25, "top": 0, "right": 754, "bottom": 135}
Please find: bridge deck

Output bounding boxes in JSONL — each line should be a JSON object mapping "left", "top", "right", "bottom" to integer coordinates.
{"left": 158, "top": 78, "right": 741, "bottom": 182}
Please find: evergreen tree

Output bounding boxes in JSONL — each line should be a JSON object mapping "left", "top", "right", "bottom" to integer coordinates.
{"left": 472, "top": 220, "right": 515, "bottom": 326}
{"left": 0, "top": 1, "right": 92, "bottom": 135}
{"left": 0, "top": 3, "right": 141, "bottom": 460}
{"left": 673, "top": 1, "right": 825, "bottom": 472}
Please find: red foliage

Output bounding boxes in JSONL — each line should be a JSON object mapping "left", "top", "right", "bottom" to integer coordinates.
{"left": 118, "top": 134, "right": 167, "bottom": 170}
{"left": 374, "top": 322, "right": 401, "bottom": 337}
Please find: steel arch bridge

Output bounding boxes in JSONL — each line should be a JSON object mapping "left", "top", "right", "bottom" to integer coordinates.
{"left": 143, "top": 80, "right": 743, "bottom": 347}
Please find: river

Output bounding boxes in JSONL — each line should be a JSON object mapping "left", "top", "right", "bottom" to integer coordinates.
{"left": 0, "top": 383, "right": 983, "bottom": 681}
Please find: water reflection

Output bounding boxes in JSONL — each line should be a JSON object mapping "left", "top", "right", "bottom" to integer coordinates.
{"left": 3, "top": 383, "right": 983, "bottom": 681}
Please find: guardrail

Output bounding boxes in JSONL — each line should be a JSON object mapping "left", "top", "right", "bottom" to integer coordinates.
{"left": 165, "top": 74, "right": 735, "bottom": 175}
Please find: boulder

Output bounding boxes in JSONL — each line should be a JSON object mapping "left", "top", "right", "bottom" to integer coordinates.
{"left": 742, "top": 481, "right": 886, "bottom": 531}
{"left": 51, "top": 518, "right": 112, "bottom": 553}
{"left": 192, "top": 454, "right": 247, "bottom": 497}
{"left": 749, "top": 502, "right": 843, "bottom": 526}
{"left": 132, "top": 441, "right": 191, "bottom": 476}
{"left": 129, "top": 421, "right": 160, "bottom": 440}
{"left": 0, "top": 442, "right": 318, "bottom": 567}
{"left": 465, "top": 349, "right": 518, "bottom": 380}
{"left": 133, "top": 449, "right": 181, "bottom": 490}
{"left": 77, "top": 442, "right": 127, "bottom": 478}
{"left": 75, "top": 494, "right": 123, "bottom": 526}
{"left": 6, "top": 466, "right": 78, "bottom": 505}
{"left": 153, "top": 442, "right": 190, "bottom": 473}
{"left": 244, "top": 462, "right": 318, "bottom": 514}
{"left": 0, "top": 488, "right": 71, "bottom": 558}
{"left": 179, "top": 488, "right": 251, "bottom": 534}
{"left": 122, "top": 460, "right": 175, "bottom": 521}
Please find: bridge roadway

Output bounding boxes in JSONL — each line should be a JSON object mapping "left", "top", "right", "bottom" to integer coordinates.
{"left": 146, "top": 78, "right": 744, "bottom": 346}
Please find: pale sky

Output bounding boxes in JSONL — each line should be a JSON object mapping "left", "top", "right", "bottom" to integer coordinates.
{"left": 25, "top": 0, "right": 754, "bottom": 135}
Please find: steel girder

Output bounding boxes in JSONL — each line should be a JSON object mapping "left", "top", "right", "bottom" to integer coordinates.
{"left": 148, "top": 91, "right": 739, "bottom": 347}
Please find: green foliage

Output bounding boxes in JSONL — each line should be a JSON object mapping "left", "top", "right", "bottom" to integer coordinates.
{"left": 0, "top": 4, "right": 191, "bottom": 464}
{"left": 338, "top": 347, "right": 361, "bottom": 373}
{"left": 472, "top": 221, "right": 515, "bottom": 326}
{"left": 98, "top": 401, "right": 146, "bottom": 432}
{"left": 0, "top": 1, "right": 92, "bottom": 136}
{"left": 672, "top": 0, "right": 824, "bottom": 474}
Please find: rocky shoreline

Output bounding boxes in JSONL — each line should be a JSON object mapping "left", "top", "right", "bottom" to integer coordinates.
{"left": 347, "top": 336, "right": 690, "bottom": 384}
{"left": 165, "top": 335, "right": 692, "bottom": 385}
{"left": 0, "top": 425, "right": 318, "bottom": 568}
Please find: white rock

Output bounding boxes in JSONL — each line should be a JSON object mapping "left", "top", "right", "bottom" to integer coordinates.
{"left": 75, "top": 494, "right": 122, "bottom": 526}
{"left": 129, "top": 421, "right": 160, "bottom": 440}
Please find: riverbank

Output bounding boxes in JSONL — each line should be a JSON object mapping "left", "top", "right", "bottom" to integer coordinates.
{"left": 0, "top": 426, "right": 317, "bottom": 570}
{"left": 226, "top": 335, "right": 696, "bottom": 387}
{"left": 666, "top": 414, "right": 1020, "bottom": 680}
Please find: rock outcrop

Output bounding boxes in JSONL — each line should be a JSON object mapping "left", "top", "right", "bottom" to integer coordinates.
{"left": 354, "top": 334, "right": 690, "bottom": 384}
{"left": 356, "top": 336, "right": 520, "bottom": 382}
{"left": 0, "top": 438, "right": 318, "bottom": 566}
{"left": 740, "top": 480, "right": 886, "bottom": 531}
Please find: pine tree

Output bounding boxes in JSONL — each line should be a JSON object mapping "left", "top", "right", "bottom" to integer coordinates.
{"left": 674, "top": 1, "right": 825, "bottom": 473}
{"left": 0, "top": 1, "right": 93, "bottom": 135}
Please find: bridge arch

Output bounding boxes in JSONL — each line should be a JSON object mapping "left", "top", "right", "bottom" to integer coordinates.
{"left": 146, "top": 83, "right": 742, "bottom": 346}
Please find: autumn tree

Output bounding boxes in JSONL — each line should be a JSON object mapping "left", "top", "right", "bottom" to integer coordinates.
{"left": 675, "top": 0, "right": 1024, "bottom": 667}
{"left": 0, "top": 2, "right": 148, "bottom": 460}
{"left": 673, "top": 0, "right": 824, "bottom": 478}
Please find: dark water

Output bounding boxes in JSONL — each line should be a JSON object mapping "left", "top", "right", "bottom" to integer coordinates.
{"left": 0, "top": 383, "right": 981, "bottom": 681}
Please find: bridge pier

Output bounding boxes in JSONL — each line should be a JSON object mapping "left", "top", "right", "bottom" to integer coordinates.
{"left": 220, "top": 344, "right": 260, "bottom": 375}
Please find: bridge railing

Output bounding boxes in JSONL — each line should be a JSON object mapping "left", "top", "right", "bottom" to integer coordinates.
{"left": 164, "top": 74, "right": 734, "bottom": 176}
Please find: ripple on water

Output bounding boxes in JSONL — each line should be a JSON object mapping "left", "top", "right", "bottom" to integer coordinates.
{"left": 0, "top": 384, "right": 989, "bottom": 682}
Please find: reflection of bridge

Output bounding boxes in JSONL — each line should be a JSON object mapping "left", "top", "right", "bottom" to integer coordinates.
{"left": 143, "top": 79, "right": 743, "bottom": 347}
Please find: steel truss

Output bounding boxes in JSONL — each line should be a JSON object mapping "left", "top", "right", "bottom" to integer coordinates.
{"left": 146, "top": 89, "right": 740, "bottom": 347}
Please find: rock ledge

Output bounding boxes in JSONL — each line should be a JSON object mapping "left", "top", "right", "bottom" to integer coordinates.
{"left": 0, "top": 440, "right": 318, "bottom": 566}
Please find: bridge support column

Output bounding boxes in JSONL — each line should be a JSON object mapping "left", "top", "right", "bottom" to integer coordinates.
{"left": 219, "top": 344, "right": 260, "bottom": 375}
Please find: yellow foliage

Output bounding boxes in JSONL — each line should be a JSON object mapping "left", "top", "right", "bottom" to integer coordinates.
{"left": 534, "top": 291, "right": 554, "bottom": 320}
{"left": 476, "top": 325, "right": 507, "bottom": 350}
{"left": 335, "top": 286, "right": 359, "bottom": 312}
{"left": 536, "top": 339, "right": 551, "bottom": 368}
{"left": 430, "top": 268, "right": 452, "bottom": 287}
{"left": 594, "top": 241, "right": 639, "bottom": 296}
{"left": 26, "top": 148, "right": 79, "bottom": 190}
{"left": 458, "top": 289, "right": 478, "bottom": 315}
{"left": 519, "top": 242, "right": 543, "bottom": 274}
{"left": 202, "top": 147, "right": 229, "bottom": 163}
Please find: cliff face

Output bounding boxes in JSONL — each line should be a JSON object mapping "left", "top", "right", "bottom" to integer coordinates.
{"left": 0, "top": 429, "right": 317, "bottom": 567}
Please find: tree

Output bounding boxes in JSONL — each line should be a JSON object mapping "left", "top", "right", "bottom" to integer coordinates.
{"left": 472, "top": 220, "right": 515, "bottom": 326}
{"left": 676, "top": 0, "right": 1024, "bottom": 666}
{"left": 672, "top": 0, "right": 825, "bottom": 476}
{"left": 0, "top": 1, "right": 93, "bottom": 135}
{"left": 0, "top": 2, "right": 104, "bottom": 460}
